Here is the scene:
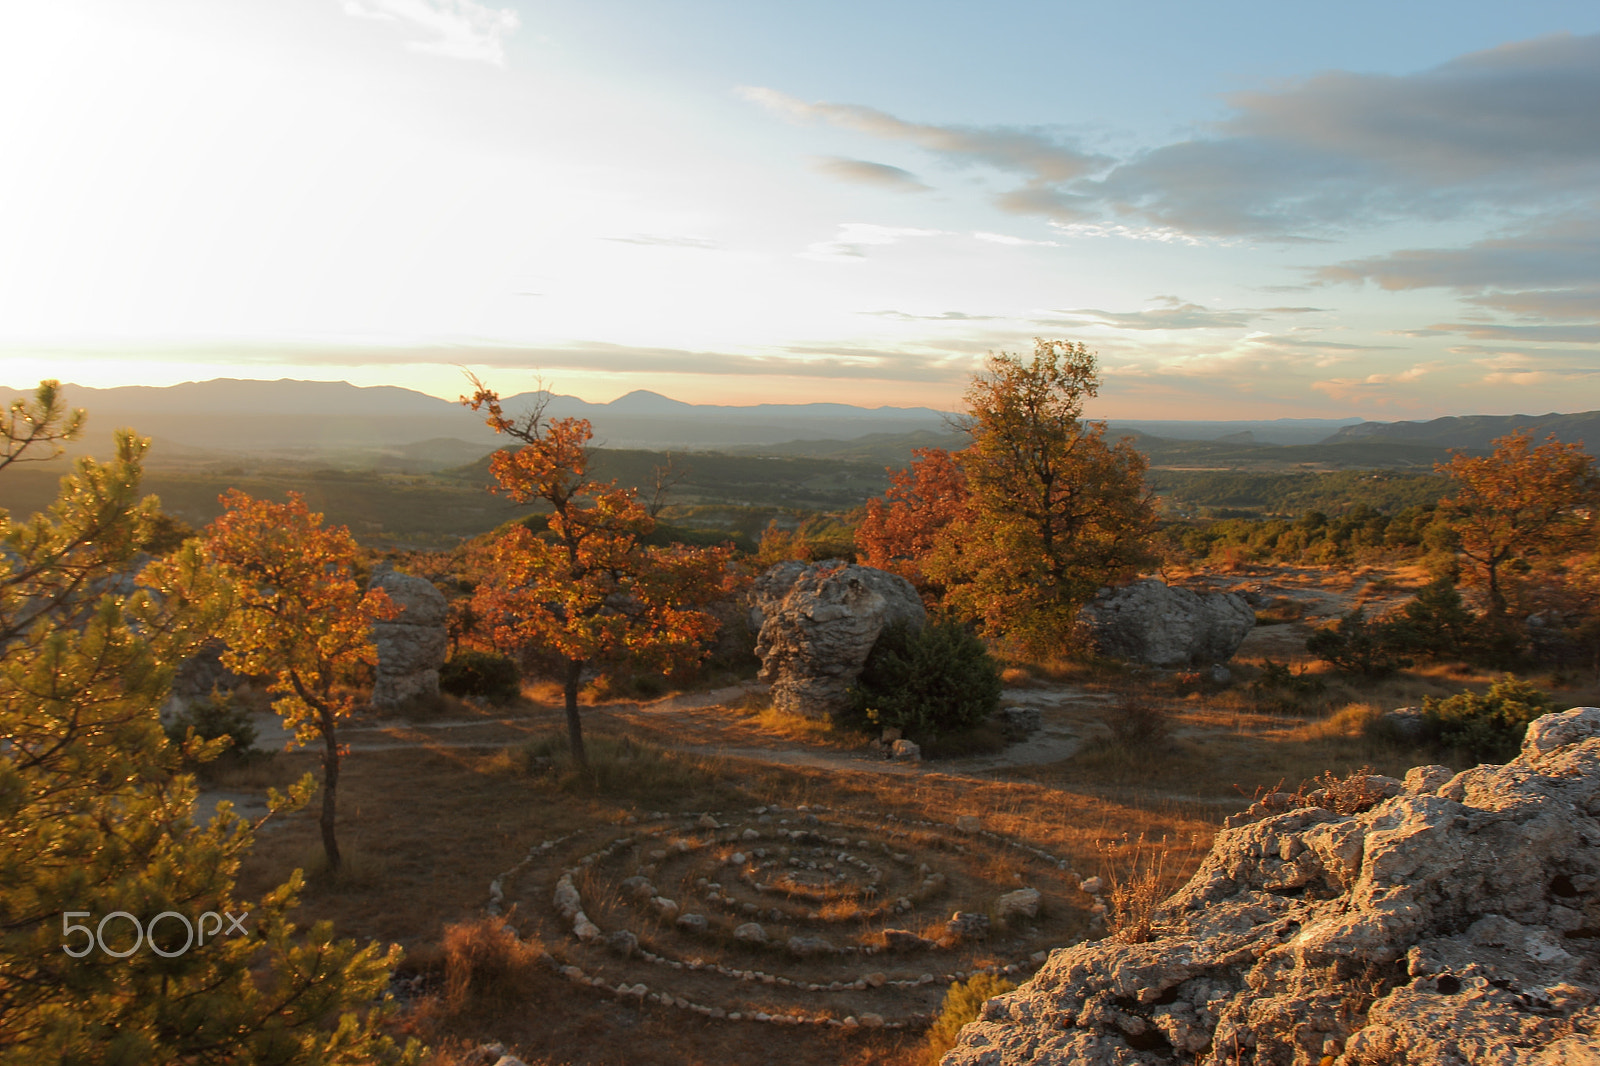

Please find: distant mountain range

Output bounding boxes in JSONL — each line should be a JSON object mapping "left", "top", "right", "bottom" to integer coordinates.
{"left": 2, "top": 378, "right": 1595, "bottom": 468}
{"left": 1326, "top": 410, "right": 1600, "bottom": 450}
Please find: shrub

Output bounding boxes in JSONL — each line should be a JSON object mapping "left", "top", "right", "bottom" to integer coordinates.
{"left": 163, "top": 688, "right": 258, "bottom": 766}
{"left": 842, "top": 622, "right": 1003, "bottom": 742}
{"left": 1306, "top": 607, "right": 1411, "bottom": 677}
{"left": 440, "top": 649, "right": 521, "bottom": 703}
{"left": 924, "top": 973, "right": 1016, "bottom": 1063}
{"left": 1422, "top": 675, "right": 1558, "bottom": 763}
{"left": 1385, "top": 576, "right": 1481, "bottom": 662}
{"left": 1101, "top": 688, "right": 1170, "bottom": 748}
{"left": 441, "top": 916, "right": 546, "bottom": 1013}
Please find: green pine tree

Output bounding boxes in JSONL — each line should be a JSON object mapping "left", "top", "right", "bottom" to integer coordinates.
{"left": 0, "top": 383, "right": 420, "bottom": 1065}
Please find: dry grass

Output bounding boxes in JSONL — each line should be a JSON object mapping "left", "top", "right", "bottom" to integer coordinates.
{"left": 1099, "top": 836, "right": 1175, "bottom": 945}
{"left": 441, "top": 916, "right": 549, "bottom": 1013}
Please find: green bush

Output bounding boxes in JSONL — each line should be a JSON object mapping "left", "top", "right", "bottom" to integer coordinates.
{"left": 1385, "top": 576, "right": 1482, "bottom": 662}
{"left": 1306, "top": 607, "right": 1411, "bottom": 677}
{"left": 842, "top": 622, "right": 1003, "bottom": 742}
{"left": 163, "top": 688, "right": 258, "bottom": 766}
{"left": 924, "top": 973, "right": 1016, "bottom": 1062}
{"left": 1422, "top": 675, "right": 1558, "bottom": 763}
{"left": 440, "top": 649, "right": 522, "bottom": 704}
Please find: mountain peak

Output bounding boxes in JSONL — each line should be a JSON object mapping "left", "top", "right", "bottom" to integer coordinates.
{"left": 607, "top": 389, "right": 693, "bottom": 413}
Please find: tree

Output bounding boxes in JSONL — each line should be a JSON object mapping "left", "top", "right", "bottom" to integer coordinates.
{"left": 0, "top": 383, "right": 415, "bottom": 1064}
{"left": 923, "top": 340, "right": 1154, "bottom": 654}
{"left": 1437, "top": 431, "right": 1598, "bottom": 626}
{"left": 199, "top": 490, "right": 398, "bottom": 873}
{"left": 854, "top": 446, "right": 971, "bottom": 598}
{"left": 463, "top": 380, "right": 735, "bottom": 768}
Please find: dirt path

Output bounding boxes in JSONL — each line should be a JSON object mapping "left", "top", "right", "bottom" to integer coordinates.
{"left": 197, "top": 682, "right": 1108, "bottom": 823}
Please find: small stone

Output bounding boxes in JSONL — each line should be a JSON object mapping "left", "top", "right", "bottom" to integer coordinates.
{"left": 650, "top": 896, "right": 680, "bottom": 922}
{"left": 733, "top": 922, "right": 767, "bottom": 944}
{"left": 742, "top": 828, "right": 761, "bottom": 841}
{"left": 946, "top": 911, "right": 990, "bottom": 940}
{"left": 697, "top": 814, "right": 719, "bottom": 828}
{"left": 1080, "top": 876, "right": 1104, "bottom": 895}
{"left": 859, "top": 1013, "right": 885, "bottom": 1029}
{"left": 605, "top": 929, "right": 638, "bottom": 957}
{"left": 956, "top": 814, "right": 982, "bottom": 833}
{"left": 620, "top": 875, "right": 656, "bottom": 901}
{"left": 890, "top": 738, "right": 922, "bottom": 762}
{"left": 730, "top": 851, "right": 746, "bottom": 865}
{"left": 572, "top": 913, "right": 600, "bottom": 941}
{"left": 787, "top": 935, "right": 836, "bottom": 957}
{"left": 864, "top": 971, "right": 886, "bottom": 987}
{"left": 676, "top": 912, "right": 708, "bottom": 933}
{"left": 996, "top": 887, "right": 1042, "bottom": 920}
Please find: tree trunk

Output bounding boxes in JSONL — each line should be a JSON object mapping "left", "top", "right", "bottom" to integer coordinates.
{"left": 564, "top": 658, "right": 588, "bottom": 769}
{"left": 318, "top": 704, "right": 342, "bottom": 874}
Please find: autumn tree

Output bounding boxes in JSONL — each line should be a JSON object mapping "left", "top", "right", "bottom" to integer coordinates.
{"left": 0, "top": 384, "right": 415, "bottom": 1064}
{"left": 922, "top": 340, "right": 1154, "bottom": 654}
{"left": 1437, "top": 431, "right": 1598, "bottom": 626}
{"left": 200, "top": 490, "right": 398, "bottom": 873}
{"left": 463, "top": 380, "right": 735, "bottom": 768}
{"left": 854, "top": 446, "right": 970, "bottom": 597}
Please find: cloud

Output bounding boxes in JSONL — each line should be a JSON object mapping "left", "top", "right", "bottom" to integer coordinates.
{"left": 972, "top": 231, "right": 1061, "bottom": 247}
{"left": 1311, "top": 362, "right": 1444, "bottom": 401}
{"left": 859, "top": 310, "right": 999, "bottom": 322}
{"left": 602, "top": 234, "right": 722, "bottom": 250}
{"left": 1316, "top": 211, "right": 1600, "bottom": 291}
{"left": 812, "top": 157, "right": 931, "bottom": 193}
{"left": 342, "top": 0, "right": 519, "bottom": 65}
{"left": 1320, "top": 211, "right": 1600, "bottom": 343}
{"left": 1042, "top": 298, "right": 1324, "bottom": 331}
{"left": 748, "top": 35, "right": 1600, "bottom": 240}
{"left": 800, "top": 222, "right": 948, "bottom": 261}
{"left": 1086, "top": 33, "right": 1600, "bottom": 238}
{"left": 741, "top": 86, "right": 1106, "bottom": 221}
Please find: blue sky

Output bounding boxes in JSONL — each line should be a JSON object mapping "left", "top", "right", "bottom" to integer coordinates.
{"left": 2, "top": 1, "right": 1597, "bottom": 418}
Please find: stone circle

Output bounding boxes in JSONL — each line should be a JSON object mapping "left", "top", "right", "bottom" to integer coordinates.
{"left": 487, "top": 804, "right": 1097, "bottom": 1029}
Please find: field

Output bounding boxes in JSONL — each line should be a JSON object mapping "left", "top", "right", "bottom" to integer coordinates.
{"left": 204, "top": 561, "right": 1599, "bottom": 1066}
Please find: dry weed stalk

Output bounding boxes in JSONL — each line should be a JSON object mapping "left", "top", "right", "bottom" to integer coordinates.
{"left": 1098, "top": 834, "right": 1173, "bottom": 944}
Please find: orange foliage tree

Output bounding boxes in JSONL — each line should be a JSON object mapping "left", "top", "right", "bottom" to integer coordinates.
{"left": 463, "top": 380, "right": 735, "bottom": 768}
{"left": 1437, "top": 431, "right": 1598, "bottom": 625}
{"left": 201, "top": 489, "right": 397, "bottom": 872}
{"left": 854, "top": 446, "right": 971, "bottom": 597}
{"left": 858, "top": 340, "right": 1153, "bottom": 654}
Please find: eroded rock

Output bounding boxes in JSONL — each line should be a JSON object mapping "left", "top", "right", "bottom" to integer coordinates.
{"left": 1077, "top": 579, "right": 1254, "bottom": 666}
{"left": 369, "top": 568, "right": 449, "bottom": 708}
{"left": 942, "top": 707, "right": 1600, "bottom": 1066}
{"left": 753, "top": 560, "right": 926, "bottom": 719}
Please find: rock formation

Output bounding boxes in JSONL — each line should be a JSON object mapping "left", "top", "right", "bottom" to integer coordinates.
{"left": 1077, "top": 579, "right": 1254, "bottom": 666}
{"left": 368, "top": 568, "right": 449, "bottom": 708}
{"left": 942, "top": 707, "right": 1600, "bottom": 1066}
{"left": 753, "top": 560, "right": 926, "bottom": 720}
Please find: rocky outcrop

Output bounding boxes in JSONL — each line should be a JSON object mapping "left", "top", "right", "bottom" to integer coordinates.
{"left": 943, "top": 707, "right": 1600, "bottom": 1066}
{"left": 1077, "top": 579, "right": 1254, "bottom": 666}
{"left": 369, "top": 568, "right": 449, "bottom": 708}
{"left": 753, "top": 560, "right": 926, "bottom": 720}
{"left": 160, "top": 638, "right": 248, "bottom": 725}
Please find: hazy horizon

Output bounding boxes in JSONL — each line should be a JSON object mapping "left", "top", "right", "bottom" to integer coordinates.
{"left": 4, "top": 2, "right": 1598, "bottom": 420}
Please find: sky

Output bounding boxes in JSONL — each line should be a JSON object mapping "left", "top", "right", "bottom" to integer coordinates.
{"left": 2, "top": 1, "right": 1598, "bottom": 418}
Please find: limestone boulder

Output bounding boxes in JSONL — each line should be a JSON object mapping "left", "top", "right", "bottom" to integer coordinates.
{"left": 941, "top": 707, "right": 1600, "bottom": 1066}
{"left": 1077, "top": 579, "right": 1254, "bottom": 666}
{"left": 368, "top": 568, "right": 449, "bottom": 708}
{"left": 753, "top": 560, "right": 926, "bottom": 720}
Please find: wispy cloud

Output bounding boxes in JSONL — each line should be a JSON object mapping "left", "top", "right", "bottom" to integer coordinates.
{"left": 748, "top": 35, "right": 1600, "bottom": 242}
{"left": 342, "top": 0, "right": 519, "bottom": 65}
{"left": 859, "top": 310, "right": 999, "bottom": 322}
{"left": 800, "top": 222, "right": 948, "bottom": 261}
{"left": 972, "top": 231, "right": 1061, "bottom": 247}
{"left": 602, "top": 234, "right": 723, "bottom": 250}
{"left": 1312, "top": 362, "right": 1443, "bottom": 401}
{"left": 1042, "top": 298, "right": 1323, "bottom": 331}
{"left": 812, "top": 157, "right": 931, "bottom": 194}
{"left": 741, "top": 86, "right": 1106, "bottom": 222}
